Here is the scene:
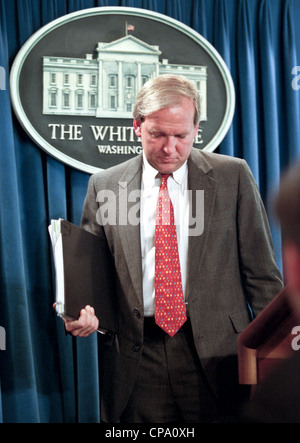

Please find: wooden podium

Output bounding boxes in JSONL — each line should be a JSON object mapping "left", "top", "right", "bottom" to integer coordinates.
{"left": 238, "top": 287, "right": 298, "bottom": 391}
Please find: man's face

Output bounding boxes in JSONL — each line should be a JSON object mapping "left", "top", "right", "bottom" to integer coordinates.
{"left": 133, "top": 97, "right": 198, "bottom": 174}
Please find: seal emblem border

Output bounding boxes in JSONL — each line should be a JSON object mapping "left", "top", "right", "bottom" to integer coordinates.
{"left": 10, "top": 6, "right": 235, "bottom": 173}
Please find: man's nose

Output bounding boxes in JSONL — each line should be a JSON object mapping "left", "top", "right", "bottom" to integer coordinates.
{"left": 163, "top": 136, "right": 176, "bottom": 153}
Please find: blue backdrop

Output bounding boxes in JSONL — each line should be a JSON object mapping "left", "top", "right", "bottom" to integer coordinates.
{"left": 1, "top": 0, "right": 300, "bottom": 423}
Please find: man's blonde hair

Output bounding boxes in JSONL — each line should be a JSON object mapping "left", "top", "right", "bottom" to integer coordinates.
{"left": 133, "top": 74, "right": 201, "bottom": 126}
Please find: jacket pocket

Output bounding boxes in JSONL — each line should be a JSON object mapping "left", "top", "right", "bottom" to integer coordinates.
{"left": 229, "top": 310, "right": 251, "bottom": 333}
{"left": 98, "top": 330, "right": 116, "bottom": 346}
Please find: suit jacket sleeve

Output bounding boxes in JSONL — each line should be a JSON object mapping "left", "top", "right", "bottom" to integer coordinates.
{"left": 237, "top": 160, "right": 283, "bottom": 317}
{"left": 80, "top": 174, "right": 104, "bottom": 238}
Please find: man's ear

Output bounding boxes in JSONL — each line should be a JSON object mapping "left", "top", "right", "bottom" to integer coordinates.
{"left": 133, "top": 119, "right": 142, "bottom": 138}
{"left": 283, "top": 243, "right": 300, "bottom": 292}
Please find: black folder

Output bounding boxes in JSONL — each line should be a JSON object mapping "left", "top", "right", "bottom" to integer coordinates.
{"left": 49, "top": 219, "right": 116, "bottom": 334}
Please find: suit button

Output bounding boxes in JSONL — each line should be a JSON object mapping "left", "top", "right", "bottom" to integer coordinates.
{"left": 133, "top": 308, "right": 141, "bottom": 318}
{"left": 132, "top": 344, "right": 141, "bottom": 352}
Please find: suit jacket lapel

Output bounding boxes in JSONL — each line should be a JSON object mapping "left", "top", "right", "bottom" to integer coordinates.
{"left": 116, "top": 155, "right": 143, "bottom": 305}
{"left": 187, "top": 150, "right": 218, "bottom": 298}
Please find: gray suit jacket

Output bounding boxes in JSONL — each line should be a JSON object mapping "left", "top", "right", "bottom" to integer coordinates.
{"left": 81, "top": 148, "right": 283, "bottom": 422}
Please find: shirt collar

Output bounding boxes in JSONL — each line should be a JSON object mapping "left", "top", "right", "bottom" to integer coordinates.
{"left": 142, "top": 151, "right": 187, "bottom": 187}
{"left": 142, "top": 151, "right": 158, "bottom": 187}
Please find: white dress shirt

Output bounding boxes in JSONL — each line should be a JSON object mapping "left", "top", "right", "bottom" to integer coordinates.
{"left": 140, "top": 152, "right": 189, "bottom": 316}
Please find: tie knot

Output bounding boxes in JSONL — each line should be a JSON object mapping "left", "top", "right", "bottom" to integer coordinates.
{"left": 160, "top": 174, "right": 170, "bottom": 185}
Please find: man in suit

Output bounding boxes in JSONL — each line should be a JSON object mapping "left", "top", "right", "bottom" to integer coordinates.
{"left": 63, "top": 75, "right": 283, "bottom": 422}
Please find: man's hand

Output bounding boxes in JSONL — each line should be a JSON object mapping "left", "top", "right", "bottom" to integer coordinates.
{"left": 54, "top": 304, "right": 99, "bottom": 337}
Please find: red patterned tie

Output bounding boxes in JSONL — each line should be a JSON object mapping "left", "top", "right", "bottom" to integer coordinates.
{"left": 155, "top": 174, "right": 187, "bottom": 337}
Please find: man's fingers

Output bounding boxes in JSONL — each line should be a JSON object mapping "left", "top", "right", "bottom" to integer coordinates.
{"left": 64, "top": 305, "right": 99, "bottom": 337}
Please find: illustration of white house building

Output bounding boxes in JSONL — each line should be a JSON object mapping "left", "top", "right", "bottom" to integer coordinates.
{"left": 43, "top": 34, "right": 207, "bottom": 120}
